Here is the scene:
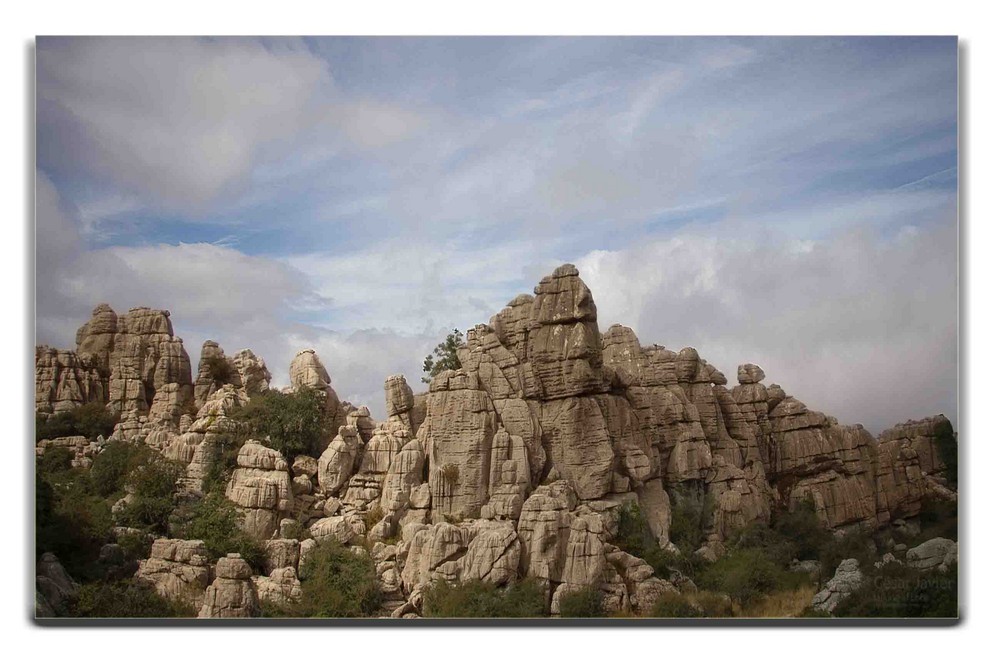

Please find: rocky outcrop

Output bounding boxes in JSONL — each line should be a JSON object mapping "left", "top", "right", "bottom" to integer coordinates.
{"left": 811, "top": 558, "right": 865, "bottom": 614}
{"left": 420, "top": 370, "right": 496, "bottom": 521}
{"left": 317, "top": 426, "right": 361, "bottom": 496}
{"left": 36, "top": 553, "right": 79, "bottom": 616}
{"left": 198, "top": 554, "right": 260, "bottom": 618}
{"left": 290, "top": 349, "right": 344, "bottom": 450}
{"left": 252, "top": 567, "right": 302, "bottom": 605}
{"left": 766, "top": 395, "right": 878, "bottom": 530}
{"left": 225, "top": 441, "right": 293, "bottom": 539}
{"left": 906, "top": 537, "right": 958, "bottom": 572}
{"left": 194, "top": 341, "right": 271, "bottom": 409}
{"left": 37, "top": 264, "right": 959, "bottom": 619}
{"left": 232, "top": 349, "right": 272, "bottom": 396}
{"left": 135, "top": 539, "right": 212, "bottom": 609}
{"left": 34, "top": 346, "right": 106, "bottom": 414}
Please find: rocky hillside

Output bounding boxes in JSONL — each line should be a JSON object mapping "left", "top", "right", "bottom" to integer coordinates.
{"left": 34, "top": 263, "right": 958, "bottom": 618}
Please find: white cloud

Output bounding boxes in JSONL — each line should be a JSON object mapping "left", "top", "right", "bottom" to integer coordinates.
{"left": 38, "top": 37, "right": 333, "bottom": 210}
{"left": 35, "top": 169, "right": 446, "bottom": 419}
{"left": 578, "top": 219, "right": 958, "bottom": 434}
{"left": 37, "top": 37, "right": 429, "bottom": 217}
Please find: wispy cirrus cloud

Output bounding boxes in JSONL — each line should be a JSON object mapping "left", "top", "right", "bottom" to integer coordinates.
{"left": 35, "top": 36, "right": 957, "bottom": 425}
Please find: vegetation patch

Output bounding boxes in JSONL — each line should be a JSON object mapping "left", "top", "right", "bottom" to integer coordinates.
{"left": 178, "top": 492, "right": 265, "bottom": 572}
{"left": 557, "top": 585, "right": 605, "bottom": 618}
{"left": 264, "top": 540, "right": 382, "bottom": 617}
{"left": 229, "top": 388, "right": 331, "bottom": 459}
{"left": 423, "top": 578, "right": 549, "bottom": 618}
{"left": 421, "top": 329, "right": 464, "bottom": 384}
{"left": 69, "top": 579, "right": 196, "bottom": 618}
{"left": 36, "top": 402, "right": 119, "bottom": 441}
{"left": 833, "top": 561, "right": 957, "bottom": 618}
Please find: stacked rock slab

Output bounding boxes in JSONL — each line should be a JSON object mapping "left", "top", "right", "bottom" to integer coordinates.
{"left": 172, "top": 385, "right": 250, "bottom": 495}
{"left": 199, "top": 554, "right": 260, "bottom": 618}
{"left": 766, "top": 395, "right": 879, "bottom": 530}
{"left": 34, "top": 346, "right": 106, "bottom": 414}
{"left": 289, "top": 349, "right": 344, "bottom": 450}
{"left": 89, "top": 307, "right": 193, "bottom": 414}
{"left": 225, "top": 441, "right": 293, "bottom": 539}
{"left": 135, "top": 538, "right": 212, "bottom": 609}
{"left": 193, "top": 341, "right": 271, "bottom": 409}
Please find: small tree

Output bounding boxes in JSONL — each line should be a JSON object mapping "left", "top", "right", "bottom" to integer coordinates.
{"left": 204, "top": 355, "right": 236, "bottom": 386}
{"left": 558, "top": 586, "right": 606, "bottom": 618}
{"left": 229, "top": 388, "right": 330, "bottom": 459}
{"left": 268, "top": 540, "right": 382, "bottom": 617}
{"left": 421, "top": 329, "right": 464, "bottom": 384}
{"left": 181, "top": 492, "right": 264, "bottom": 571}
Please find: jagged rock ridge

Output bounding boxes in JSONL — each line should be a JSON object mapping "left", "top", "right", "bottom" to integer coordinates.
{"left": 34, "top": 264, "right": 957, "bottom": 618}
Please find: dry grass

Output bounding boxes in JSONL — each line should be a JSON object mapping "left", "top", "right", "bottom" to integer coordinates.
{"left": 735, "top": 585, "right": 817, "bottom": 618}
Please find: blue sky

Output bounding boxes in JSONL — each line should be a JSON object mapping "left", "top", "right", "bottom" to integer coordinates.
{"left": 35, "top": 36, "right": 957, "bottom": 431}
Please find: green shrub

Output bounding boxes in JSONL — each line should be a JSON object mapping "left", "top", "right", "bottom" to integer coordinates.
{"left": 91, "top": 441, "right": 155, "bottom": 497}
{"left": 614, "top": 501, "right": 654, "bottom": 556}
{"left": 911, "top": 498, "right": 958, "bottom": 545}
{"left": 117, "top": 455, "right": 183, "bottom": 532}
{"left": 728, "top": 497, "right": 831, "bottom": 570}
{"left": 70, "top": 579, "right": 196, "bottom": 618}
{"left": 270, "top": 540, "right": 381, "bottom": 617}
{"left": 363, "top": 505, "right": 385, "bottom": 531}
{"left": 834, "top": 562, "right": 957, "bottom": 618}
{"left": 35, "top": 411, "right": 75, "bottom": 440}
{"left": 699, "top": 548, "right": 806, "bottom": 607}
{"left": 37, "top": 447, "right": 73, "bottom": 476}
{"left": 117, "top": 530, "right": 152, "bottom": 562}
{"left": 773, "top": 497, "right": 828, "bottom": 561}
{"left": 692, "top": 591, "right": 735, "bottom": 617}
{"left": 71, "top": 402, "right": 120, "bottom": 439}
{"left": 647, "top": 591, "right": 703, "bottom": 618}
{"left": 440, "top": 463, "right": 460, "bottom": 486}
{"left": 818, "top": 529, "right": 875, "bottom": 581}
{"left": 668, "top": 489, "right": 713, "bottom": 556}
{"left": 204, "top": 355, "right": 236, "bottom": 386}
{"left": 35, "top": 470, "right": 113, "bottom": 582}
{"left": 423, "top": 578, "right": 548, "bottom": 618}
{"left": 613, "top": 499, "right": 704, "bottom": 581}
{"left": 229, "top": 388, "right": 331, "bottom": 459}
{"left": 181, "top": 492, "right": 265, "bottom": 572}
{"left": 558, "top": 586, "right": 605, "bottom": 617}
{"left": 36, "top": 403, "right": 119, "bottom": 441}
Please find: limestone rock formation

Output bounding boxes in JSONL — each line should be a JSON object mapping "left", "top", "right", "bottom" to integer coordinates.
{"left": 194, "top": 341, "right": 271, "bottom": 409}
{"left": 811, "top": 558, "right": 865, "bottom": 614}
{"left": 34, "top": 346, "right": 106, "bottom": 414}
{"left": 252, "top": 567, "right": 302, "bottom": 605}
{"left": 198, "top": 554, "right": 260, "bottom": 618}
{"left": 36, "top": 264, "right": 959, "bottom": 619}
{"left": 906, "top": 537, "right": 958, "bottom": 572}
{"left": 317, "top": 426, "right": 361, "bottom": 496}
{"left": 135, "top": 539, "right": 212, "bottom": 609}
{"left": 290, "top": 349, "right": 344, "bottom": 449}
{"left": 225, "top": 441, "right": 293, "bottom": 539}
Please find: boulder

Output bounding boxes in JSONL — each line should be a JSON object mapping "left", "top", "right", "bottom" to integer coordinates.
{"left": 811, "top": 558, "right": 865, "bottom": 614}
{"left": 906, "top": 538, "right": 958, "bottom": 572}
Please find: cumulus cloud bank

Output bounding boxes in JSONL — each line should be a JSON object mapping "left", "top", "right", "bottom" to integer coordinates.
{"left": 35, "top": 37, "right": 957, "bottom": 428}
